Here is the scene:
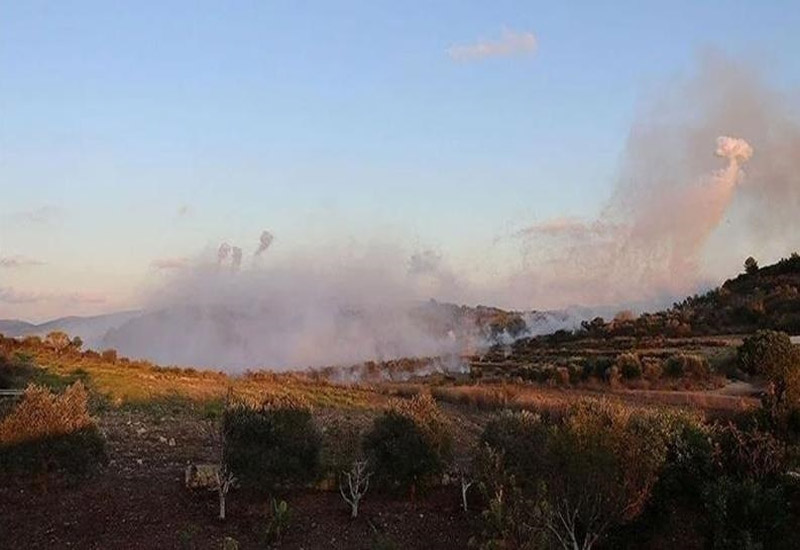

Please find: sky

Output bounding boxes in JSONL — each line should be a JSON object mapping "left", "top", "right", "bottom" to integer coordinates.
{"left": 2, "top": 1, "right": 800, "bottom": 322}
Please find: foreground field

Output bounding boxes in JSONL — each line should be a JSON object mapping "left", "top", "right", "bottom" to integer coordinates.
{"left": 1, "top": 330, "right": 797, "bottom": 549}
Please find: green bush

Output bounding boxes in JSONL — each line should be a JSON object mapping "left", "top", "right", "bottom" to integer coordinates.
{"left": 738, "top": 330, "right": 799, "bottom": 378}
{"left": 477, "top": 403, "right": 672, "bottom": 549}
{"left": 0, "top": 426, "right": 107, "bottom": 477}
{"left": 363, "top": 411, "right": 442, "bottom": 493}
{"left": 638, "top": 420, "right": 797, "bottom": 550}
{"left": 222, "top": 397, "right": 322, "bottom": 491}
{"left": 479, "top": 410, "right": 547, "bottom": 489}
{"left": 665, "top": 354, "right": 711, "bottom": 379}
{"left": 616, "top": 353, "right": 643, "bottom": 380}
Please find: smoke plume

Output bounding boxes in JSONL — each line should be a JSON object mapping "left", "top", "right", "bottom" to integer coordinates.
{"left": 509, "top": 53, "right": 800, "bottom": 308}
{"left": 255, "top": 230, "right": 274, "bottom": 256}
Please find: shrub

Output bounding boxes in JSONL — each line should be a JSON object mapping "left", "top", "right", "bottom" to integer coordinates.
{"left": 738, "top": 331, "right": 800, "bottom": 437}
{"left": 0, "top": 382, "right": 106, "bottom": 478}
{"left": 363, "top": 412, "right": 440, "bottom": 494}
{"left": 0, "top": 382, "right": 94, "bottom": 444}
{"left": 642, "top": 358, "right": 664, "bottom": 381}
{"left": 222, "top": 394, "right": 322, "bottom": 491}
{"left": 478, "top": 402, "right": 672, "bottom": 549}
{"left": 363, "top": 394, "right": 450, "bottom": 494}
{"left": 616, "top": 353, "right": 643, "bottom": 380}
{"left": 738, "top": 330, "right": 799, "bottom": 378}
{"left": 639, "top": 419, "right": 796, "bottom": 550}
{"left": 665, "top": 354, "right": 711, "bottom": 379}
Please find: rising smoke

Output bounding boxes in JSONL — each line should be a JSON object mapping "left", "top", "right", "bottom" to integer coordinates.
{"left": 509, "top": 53, "right": 800, "bottom": 308}
{"left": 106, "top": 54, "right": 800, "bottom": 371}
{"left": 106, "top": 240, "right": 470, "bottom": 370}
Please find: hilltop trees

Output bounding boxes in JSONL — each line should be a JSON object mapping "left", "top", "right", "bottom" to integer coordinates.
{"left": 744, "top": 256, "right": 759, "bottom": 275}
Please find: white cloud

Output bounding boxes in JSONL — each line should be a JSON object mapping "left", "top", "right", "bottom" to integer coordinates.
{"left": 447, "top": 28, "right": 537, "bottom": 62}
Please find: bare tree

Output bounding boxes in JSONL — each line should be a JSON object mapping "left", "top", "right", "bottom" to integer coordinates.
{"left": 212, "top": 387, "right": 237, "bottom": 520}
{"left": 460, "top": 471, "right": 475, "bottom": 513}
{"left": 212, "top": 465, "right": 237, "bottom": 520}
{"left": 452, "top": 455, "right": 476, "bottom": 513}
{"left": 339, "top": 459, "right": 372, "bottom": 518}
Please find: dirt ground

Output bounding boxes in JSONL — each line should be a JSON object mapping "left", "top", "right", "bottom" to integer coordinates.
{"left": 0, "top": 406, "right": 477, "bottom": 550}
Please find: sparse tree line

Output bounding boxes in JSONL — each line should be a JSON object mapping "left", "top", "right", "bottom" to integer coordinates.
{"left": 494, "top": 350, "right": 717, "bottom": 389}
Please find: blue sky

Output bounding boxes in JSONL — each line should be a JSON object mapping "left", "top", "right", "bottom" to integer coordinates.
{"left": 2, "top": 1, "right": 799, "bottom": 320}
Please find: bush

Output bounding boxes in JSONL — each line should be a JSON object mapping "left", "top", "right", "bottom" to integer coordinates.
{"left": 363, "top": 412, "right": 440, "bottom": 494}
{"left": 0, "top": 427, "right": 106, "bottom": 477}
{"left": 642, "top": 358, "right": 664, "bottom": 381}
{"left": 363, "top": 394, "right": 450, "bottom": 494}
{"left": 616, "top": 353, "right": 642, "bottom": 380}
{"left": 222, "top": 395, "right": 322, "bottom": 492}
{"left": 0, "top": 382, "right": 106, "bottom": 478}
{"left": 638, "top": 419, "right": 796, "bottom": 550}
{"left": 477, "top": 402, "right": 672, "bottom": 549}
{"left": 738, "top": 330, "right": 799, "bottom": 378}
{"left": 665, "top": 354, "right": 711, "bottom": 379}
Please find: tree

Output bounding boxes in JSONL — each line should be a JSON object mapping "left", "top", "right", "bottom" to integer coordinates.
{"left": 363, "top": 411, "right": 441, "bottom": 494}
{"left": 739, "top": 331, "right": 800, "bottom": 438}
{"left": 339, "top": 459, "right": 372, "bottom": 518}
{"left": 222, "top": 395, "right": 322, "bottom": 491}
{"left": 737, "top": 330, "right": 798, "bottom": 379}
{"left": 70, "top": 336, "right": 83, "bottom": 351}
{"left": 744, "top": 256, "right": 759, "bottom": 275}
{"left": 479, "top": 403, "right": 671, "bottom": 550}
{"left": 45, "top": 331, "right": 71, "bottom": 353}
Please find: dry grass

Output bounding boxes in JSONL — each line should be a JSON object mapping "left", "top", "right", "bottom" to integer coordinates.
{"left": 0, "top": 382, "right": 93, "bottom": 445}
{"left": 431, "top": 382, "right": 757, "bottom": 416}
{"left": 9, "top": 343, "right": 385, "bottom": 411}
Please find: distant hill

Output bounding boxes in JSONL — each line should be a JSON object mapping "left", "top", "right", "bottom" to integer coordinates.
{"left": 0, "top": 311, "right": 142, "bottom": 350}
{"left": 0, "top": 320, "right": 36, "bottom": 336}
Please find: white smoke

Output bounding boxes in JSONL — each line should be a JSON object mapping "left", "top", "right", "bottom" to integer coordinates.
{"left": 505, "top": 53, "right": 799, "bottom": 309}
{"left": 255, "top": 230, "right": 274, "bottom": 257}
{"left": 230, "top": 247, "right": 243, "bottom": 272}
{"left": 217, "top": 243, "right": 231, "bottom": 266}
{"left": 106, "top": 243, "right": 470, "bottom": 371}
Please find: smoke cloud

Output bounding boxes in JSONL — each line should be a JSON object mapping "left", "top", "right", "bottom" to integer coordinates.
{"left": 105, "top": 243, "right": 475, "bottom": 370}
{"left": 96, "top": 53, "right": 800, "bottom": 371}
{"left": 255, "top": 230, "right": 274, "bottom": 257}
{"left": 231, "top": 247, "right": 243, "bottom": 272}
{"left": 509, "top": 53, "right": 800, "bottom": 308}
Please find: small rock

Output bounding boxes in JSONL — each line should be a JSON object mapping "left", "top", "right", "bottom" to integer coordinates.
{"left": 136, "top": 458, "right": 143, "bottom": 466}
{"left": 168, "top": 438, "right": 176, "bottom": 447}
{"left": 158, "top": 436, "right": 167, "bottom": 443}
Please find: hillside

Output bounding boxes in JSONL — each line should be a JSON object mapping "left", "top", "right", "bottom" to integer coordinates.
{"left": 575, "top": 253, "right": 800, "bottom": 339}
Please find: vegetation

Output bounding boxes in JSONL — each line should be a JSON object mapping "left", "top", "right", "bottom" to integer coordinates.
{"left": 222, "top": 394, "right": 322, "bottom": 492}
{"left": 364, "top": 393, "right": 450, "bottom": 495}
{"left": 0, "top": 382, "right": 106, "bottom": 480}
{"left": 0, "top": 254, "right": 799, "bottom": 547}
